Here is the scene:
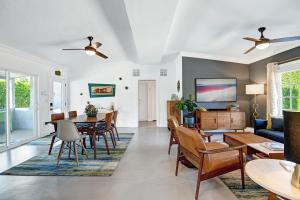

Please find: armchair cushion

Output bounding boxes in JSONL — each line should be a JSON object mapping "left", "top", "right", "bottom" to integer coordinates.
{"left": 204, "top": 142, "right": 240, "bottom": 173}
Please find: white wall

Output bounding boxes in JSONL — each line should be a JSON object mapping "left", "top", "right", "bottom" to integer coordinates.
{"left": 0, "top": 44, "right": 67, "bottom": 136}
{"left": 69, "top": 56, "right": 182, "bottom": 127}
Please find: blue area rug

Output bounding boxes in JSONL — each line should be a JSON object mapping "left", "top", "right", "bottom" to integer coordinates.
{"left": 219, "top": 170, "right": 268, "bottom": 200}
{"left": 1, "top": 133, "right": 134, "bottom": 176}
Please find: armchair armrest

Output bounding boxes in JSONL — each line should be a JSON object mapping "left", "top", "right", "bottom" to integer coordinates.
{"left": 196, "top": 145, "right": 246, "bottom": 154}
{"left": 254, "top": 119, "right": 267, "bottom": 133}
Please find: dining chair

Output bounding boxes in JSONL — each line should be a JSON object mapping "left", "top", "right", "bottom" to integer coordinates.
{"left": 175, "top": 126, "right": 245, "bottom": 200}
{"left": 94, "top": 112, "right": 116, "bottom": 155}
{"left": 56, "top": 120, "right": 88, "bottom": 166}
{"left": 112, "top": 110, "right": 120, "bottom": 141}
{"left": 48, "top": 113, "right": 65, "bottom": 155}
{"left": 168, "top": 116, "right": 212, "bottom": 155}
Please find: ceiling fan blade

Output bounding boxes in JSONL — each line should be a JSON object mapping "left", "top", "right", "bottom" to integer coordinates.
{"left": 243, "top": 37, "right": 260, "bottom": 42}
{"left": 62, "top": 48, "right": 85, "bottom": 50}
{"left": 92, "top": 42, "right": 102, "bottom": 49}
{"left": 244, "top": 46, "right": 256, "bottom": 54}
{"left": 95, "top": 51, "right": 108, "bottom": 59}
{"left": 270, "top": 36, "right": 300, "bottom": 43}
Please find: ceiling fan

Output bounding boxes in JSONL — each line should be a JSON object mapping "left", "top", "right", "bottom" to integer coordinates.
{"left": 62, "top": 36, "right": 108, "bottom": 59}
{"left": 243, "top": 27, "right": 300, "bottom": 54}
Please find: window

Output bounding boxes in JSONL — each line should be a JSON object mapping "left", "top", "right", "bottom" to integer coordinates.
{"left": 281, "top": 70, "right": 300, "bottom": 110}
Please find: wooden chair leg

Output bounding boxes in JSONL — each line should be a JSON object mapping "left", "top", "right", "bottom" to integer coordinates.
{"left": 168, "top": 133, "right": 173, "bottom": 155}
{"left": 114, "top": 127, "right": 120, "bottom": 141}
{"left": 57, "top": 141, "right": 65, "bottom": 166}
{"left": 111, "top": 129, "right": 117, "bottom": 146}
{"left": 108, "top": 131, "right": 116, "bottom": 148}
{"left": 195, "top": 154, "right": 204, "bottom": 200}
{"left": 68, "top": 142, "right": 72, "bottom": 159}
{"left": 89, "top": 135, "right": 93, "bottom": 148}
{"left": 73, "top": 141, "right": 79, "bottom": 166}
{"left": 80, "top": 139, "right": 89, "bottom": 159}
{"left": 102, "top": 134, "right": 110, "bottom": 155}
{"left": 239, "top": 149, "right": 245, "bottom": 189}
{"left": 175, "top": 145, "right": 180, "bottom": 176}
{"left": 48, "top": 134, "right": 56, "bottom": 155}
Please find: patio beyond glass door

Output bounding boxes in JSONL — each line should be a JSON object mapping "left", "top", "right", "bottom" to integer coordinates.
{"left": 52, "top": 81, "right": 65, "bottom": 114}
{"left": 9, "top": 72, "right": 35, "bottom": 145}
{"left": 0, "top": 70, "right": 7, "bottom": 149}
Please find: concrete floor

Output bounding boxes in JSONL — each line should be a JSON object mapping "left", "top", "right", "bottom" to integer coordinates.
{"left": 0, "top": 127, "right": 237, "bottom": 200}
{"left": 139, "top": 121, "right": 157, "bottom": 127}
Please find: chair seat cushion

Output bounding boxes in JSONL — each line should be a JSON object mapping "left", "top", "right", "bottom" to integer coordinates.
{"left": 256, "top": 129, "right": 284, "bottom": 143}
{"left": 204, "top": 142, "right": 240, "bottom": 173}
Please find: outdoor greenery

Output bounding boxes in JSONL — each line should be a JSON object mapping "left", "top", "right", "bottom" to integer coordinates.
{"left": 281, "top": 70, "right": 300, "bottom": 110}
{"left": 0, "top": 78, "right": 31, "bottom": 110}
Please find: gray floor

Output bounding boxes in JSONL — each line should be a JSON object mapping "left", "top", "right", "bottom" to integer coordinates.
{"left": 0, "top": 127, "right": 237, "bottom": 200}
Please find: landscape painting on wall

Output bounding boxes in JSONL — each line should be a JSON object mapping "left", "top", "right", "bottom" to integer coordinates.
{"left": 195, "top": 78, "right": 237, "bottom": 102}
{"left": 88, "top": 83, "right": 116, "bottom": 98}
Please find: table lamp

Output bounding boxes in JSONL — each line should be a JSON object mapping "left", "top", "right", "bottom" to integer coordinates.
{"left": 283, "top": 110, "right": 300, "bottom": 188}
{"left": 246, "top": 84, "right": 264, "bottom": 119}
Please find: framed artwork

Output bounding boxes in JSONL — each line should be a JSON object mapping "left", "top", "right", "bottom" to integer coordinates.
{"left": 88, "top": 83, "right": 116, "bottom": 98}
{"left": 195, "top": 78, "right": 237, "bottom": 102}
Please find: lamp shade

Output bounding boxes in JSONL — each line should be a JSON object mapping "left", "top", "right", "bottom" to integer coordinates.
{"left": 245, "top": 84, "right": 264, "bottom": 95}
{"left": 283, "top": 110, "right": 300, "bottom": 164}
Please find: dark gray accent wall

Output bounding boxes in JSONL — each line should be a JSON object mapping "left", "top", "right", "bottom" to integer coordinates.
{"left": 249, "top": 46, "right": 300, "bottom": 119}
{"left": 182, "top": 56, "right": 250, "bottom": 125}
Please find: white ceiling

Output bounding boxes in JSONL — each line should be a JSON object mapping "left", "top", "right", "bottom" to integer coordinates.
{"left": 0, "top": 0, "right": 299, "bottom": 68}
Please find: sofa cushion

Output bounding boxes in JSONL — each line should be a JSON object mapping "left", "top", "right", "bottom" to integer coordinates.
{"left": 271, "top": 117, "right": 283, "bottom": 131}
{"left": 256, "top": 129, "right": 284, "bottom": 143}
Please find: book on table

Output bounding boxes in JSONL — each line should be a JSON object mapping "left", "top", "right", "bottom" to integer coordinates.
{"left": 260, "top": 142, "right": 284, "bottom": 151}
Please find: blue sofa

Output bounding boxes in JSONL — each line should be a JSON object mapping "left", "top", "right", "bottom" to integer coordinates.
{"left": 254, "top": 118, "right": 284, "bottom": 143}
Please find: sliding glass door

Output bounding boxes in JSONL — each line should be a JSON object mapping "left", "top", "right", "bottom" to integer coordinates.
{"left": 9, "top": 72, "right": 35, "bottom": 145}
{"left": 0, "top": 70, "right": 7, "bottom": 149}
{"left": 0, "top": 70, "right": 37, "bottom": 150}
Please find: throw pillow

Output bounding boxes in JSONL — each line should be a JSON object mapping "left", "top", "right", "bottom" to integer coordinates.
{"left": 267, "top": 113, "right": 272, "bottom": 129}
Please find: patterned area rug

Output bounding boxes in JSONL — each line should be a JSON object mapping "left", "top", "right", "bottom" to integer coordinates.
{"left": 219, "top": 170, "right": 269, "bottom": 200}
{"left": 1, "top": 133, "right": 134, "bottom": 176}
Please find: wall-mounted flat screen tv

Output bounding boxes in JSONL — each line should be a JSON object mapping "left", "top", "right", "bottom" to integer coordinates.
{"left": 195, "top": 78, "right": 237, "bottom": 102}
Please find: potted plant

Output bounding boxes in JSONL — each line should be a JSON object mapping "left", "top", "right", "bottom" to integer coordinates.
{"left": 84, "top": 101, "right": 98, "bottom": 117}
{"left": 176, "top": 94, "right": 197, "bottom": 127}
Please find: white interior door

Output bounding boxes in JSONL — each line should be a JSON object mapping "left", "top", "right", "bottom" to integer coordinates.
{"left": 138, "top": 81, "right": 148, "bottom": 121}
{"left": 50, "top": 79, "right": 66, "bottom": 114}
{"left": 138, "top": 80, "right": 156, "bottom": 122}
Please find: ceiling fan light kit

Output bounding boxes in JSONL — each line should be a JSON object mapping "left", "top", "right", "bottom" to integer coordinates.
{"left": 243, "top": 27, "right": 300, "bottom": 54}
{"left": 62, "top": 36, "right": 108, "bottom": 59}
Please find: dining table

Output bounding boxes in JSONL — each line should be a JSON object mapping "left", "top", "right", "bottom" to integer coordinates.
{"left": 46, "top": 113, "right": 106, "bottom": 159}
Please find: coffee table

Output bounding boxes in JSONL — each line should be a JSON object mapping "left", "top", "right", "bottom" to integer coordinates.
{"left": 223, "top": 132, "right": 284, "bottom": 159}
{"left": 246, "top": 159, "right": 300, "bottom": 200}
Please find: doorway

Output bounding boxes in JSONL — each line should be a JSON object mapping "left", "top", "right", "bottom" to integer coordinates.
{"left": 50, "top": 79, "right": 66, "bottom": 114}
{"left": 0, "top": 70, "right": 37, "bottom": 151}
{"left": 138, "top": 80, "right": 156, "bottom": 127}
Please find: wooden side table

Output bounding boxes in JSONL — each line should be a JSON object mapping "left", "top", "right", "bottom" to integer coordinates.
{"left": 245, "top": 159, "right": 300, "bottom": 200}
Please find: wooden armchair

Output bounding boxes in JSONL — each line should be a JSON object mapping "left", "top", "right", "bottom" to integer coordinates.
{"left": 175, "top": 126, "right": 245, "bottom": 200}
{"left": 168, "top": 116, "right": 212, "bottom": 154}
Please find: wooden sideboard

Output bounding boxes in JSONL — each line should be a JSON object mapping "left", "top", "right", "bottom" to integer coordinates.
{"left": 167, "top": 100, "right": 181, "bottom": 127}
{"left": 196, "top": 110, "right": 245, "bottom": 130}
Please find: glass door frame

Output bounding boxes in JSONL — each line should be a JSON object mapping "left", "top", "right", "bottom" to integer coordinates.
{"left": 0, "top": 68, "right": 38, "bottom": 151}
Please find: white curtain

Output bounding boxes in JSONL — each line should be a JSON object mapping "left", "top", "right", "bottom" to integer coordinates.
{"left": 266, "top": 62, "right": 282, "bottom": 117}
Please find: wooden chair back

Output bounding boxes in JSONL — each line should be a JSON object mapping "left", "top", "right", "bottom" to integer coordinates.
{"left": 112, "top": 110, "right": 118, "bottom": 124}
{"left": 176, "top": 126, "right": 208, "bottom": 168}
{"left": 105, "top": 112, "right": 113, "bottom": 128}
{"left": 51, "top": 113, "right": 65, "bottom": 121}
{"left": 68, "top": 111, "right": 77, "bottom": 118}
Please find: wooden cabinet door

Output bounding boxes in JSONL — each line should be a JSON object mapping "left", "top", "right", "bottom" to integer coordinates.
{"left": 201, "top": 112, "right": 217, "bottom": 130}
{"left": 217, "top": 112, "right": 231, "bottom": 129}
{"left": 230, "top": 112, "right": 246, "bottom": 130}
